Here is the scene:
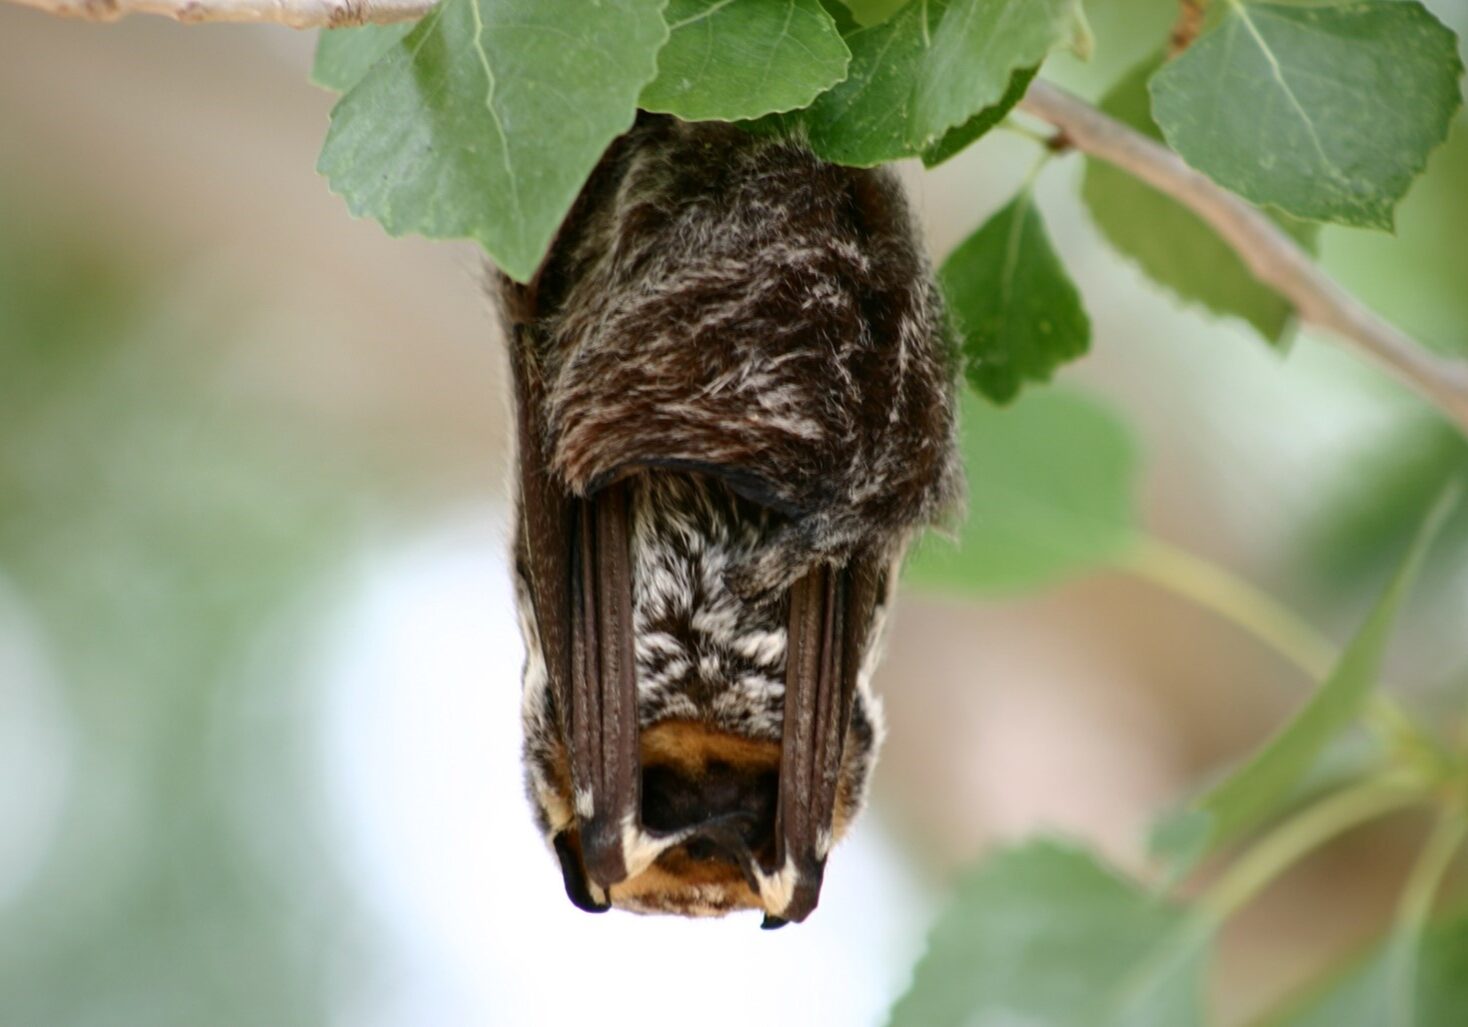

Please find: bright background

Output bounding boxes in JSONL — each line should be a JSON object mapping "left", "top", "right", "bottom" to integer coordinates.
{"left": 2, "top": 2, "right": 1466, "bottom": 1024}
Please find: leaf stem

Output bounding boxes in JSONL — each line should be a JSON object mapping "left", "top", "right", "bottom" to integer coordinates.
{"left": 1018, "top": 149, "right": 1053, "bottom": 194}
{"left": 1121, "top": 534, "right": 1334, "bottom": 680}
{"left": 1119, "top": 534, "right": 1428, "bottom": 751}
{"left": 1194, "top": 778, "right": 1427, "bottom": 923}
{"left": 1386, "top": 806, "right": 1468, "bottom": 1025}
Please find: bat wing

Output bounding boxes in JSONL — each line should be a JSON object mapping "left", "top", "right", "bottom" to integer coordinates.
{"left": 761, "top": 550, "right": 885, "bottom": 926}
{"left": 509, "top": 320, "right": 639, "bottom": 912}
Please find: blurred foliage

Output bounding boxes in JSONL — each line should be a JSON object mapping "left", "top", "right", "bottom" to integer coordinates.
{"left": 1300, "top": 415, "right": 1468, "bottom": 594}
{"left": 1294, "top": 113, "right": 1468, "bottom": 599}
{"left": 0, "top": 203, "right": 380, "bottom": 1026}
{"left": 1271, "top": 913, "right": 1468, "bottom": 1026}
{"left": 888, "top": 840, "right": 1202, "bottom": 1027}
{"left": 1322, "top": 113, "right": 1468, "bottom": 358}
{"left": 1153, "top": 487, "right": 1456, "bottom": 875}
{"left": 898, "top": 491, "right": 1466, "bottom": 1026}
{"left": 904, "top": 387, "right": 1138, "bottom": 594}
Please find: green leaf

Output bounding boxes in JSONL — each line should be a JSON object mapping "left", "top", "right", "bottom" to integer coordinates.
{"left": 1271, "top": 915, "right": 1468, "bottom": 1026}
{"left": 640, "top": 0, "right": 850, "bottom": 121}
{"left": 838, "top": 0, "right": 908, "bottom": 26}
{"left": 1082, "top": 54, "right": 1318, "bottom": 342}
{"left": 1152, "top": 484, "right": 1462, "bottom": 871}
{"left": 1319, "top": 114, "right": 1468, "bottom": 358}
{"left": 920, "top": 65, "right": 1037, "bottom": 169}
{"left": 1150, "top": 1, "right": 1464, "bottom": 230}
{"left": 905, "top": 388, "right": 1138, "bottom": 593}
{"left": 940, "top": 190, "right": 1090, "bottom": 403}
{"left": 317, "top": 0, "right": 668, "bottom": 284}
{"left": 310, "top": 22, "right": 417, "bottom": 93}
{"left": 793, "top": 0, "right": 1086, "bottom": 166}
{"left": 887, "top": 840, "right": 1206, "bottom": 1027}
{"left": 1303, "top": 415, "right": 1468, "bottom": 591}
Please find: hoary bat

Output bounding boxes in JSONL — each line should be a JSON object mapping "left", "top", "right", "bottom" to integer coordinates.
{"left": 498, "top": 114, "right": 960, "bottom": 927}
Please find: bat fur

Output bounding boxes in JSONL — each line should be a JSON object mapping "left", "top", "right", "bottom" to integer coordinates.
{"left": 499, "top": 114, "right": 960, "bottom": 919}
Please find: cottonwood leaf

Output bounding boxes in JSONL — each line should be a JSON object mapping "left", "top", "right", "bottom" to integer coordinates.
{"left": 793, "top": 0, "right": 1086, "bottom": 166}
{"left": 888, "top": 840, "right": 1206, "bottom": 1027}
{"left": 1151, "top": 484, "right": 1462, "bottom": 874}
{"left": 1271, "top": 915, "right": 1468, "bottom": 1026}
{"left": 317, "top": 0, "right": 668, "bottom": 284}
{"left": 921, "top": 65, "right": 1037, "bottom": 169}
{"left": 1150, "top": 1, "right": 1464, "bottom": 230}
{"left": 1082, "top": 54, "right": 1317, "bottom": 342}
{"left": 941, "top": 190, "right": 1090, "bottom": 403}
{"left": 905, "top": 388, "right": 1138, "bottom": 594}
{"left": 640, "top": 0, "right": 850, "bottom": 121}
{"left": 311, "top": 22, "right": 417, "bottom": 93}
{"left": 838, "top": 0, "right": 908, "bottom": 25}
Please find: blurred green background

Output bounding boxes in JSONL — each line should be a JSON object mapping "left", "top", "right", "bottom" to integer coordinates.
{"left": 1, "top": 2, "right": 1465, "bottom": 1025}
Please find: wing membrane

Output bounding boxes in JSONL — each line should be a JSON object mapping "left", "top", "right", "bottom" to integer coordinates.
{"left": 767, "top": 551, "right": 883, "bottom": 925}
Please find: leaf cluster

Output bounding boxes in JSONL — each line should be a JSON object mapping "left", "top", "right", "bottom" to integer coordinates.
{"left": 311, "top": 0, "right": 1461, "bottom": 408}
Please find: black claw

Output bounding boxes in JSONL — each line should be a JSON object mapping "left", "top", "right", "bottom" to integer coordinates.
{"left": 761, "top": 914, "right": 789, "bottom": 930}
{"left": 553, "top": 831, "right": 611, "bottom": 913}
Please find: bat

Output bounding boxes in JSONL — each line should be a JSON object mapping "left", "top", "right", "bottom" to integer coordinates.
{"left": 498, "top": 114, "right": 960, "bottom": 926}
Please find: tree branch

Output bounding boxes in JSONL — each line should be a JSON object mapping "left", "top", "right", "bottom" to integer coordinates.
{"left": 6, "top": 0, "right": 431, "bottom": 27}
{"left": 1020, "top": 79, "right": 1468, "bottom": 434}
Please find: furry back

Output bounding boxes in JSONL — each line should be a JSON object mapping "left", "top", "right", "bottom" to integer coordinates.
{"left": 502, "top": 115, "right": 961, "bottom": 596}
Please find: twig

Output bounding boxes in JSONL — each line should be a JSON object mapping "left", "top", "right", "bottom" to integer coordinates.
{"left": 1020, "top": 79, "right": 1468, "bottom": 434}
{"left": 1168, "top": 0, "right": 1209, "bottom": 59}
{"left": 6, "top": 0, "right": 432, "bottom": 27}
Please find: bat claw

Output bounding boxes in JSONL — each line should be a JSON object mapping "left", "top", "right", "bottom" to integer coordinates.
{"left": 553, "top": 830, "right": 612, "bottom": 913}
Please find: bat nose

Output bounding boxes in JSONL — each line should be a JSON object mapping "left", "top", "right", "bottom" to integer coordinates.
{"left": 682, "top": 812, "right": 761, "bottom": 854}
{"left": 683, "top": 835, "right": 724, "bottom": 862}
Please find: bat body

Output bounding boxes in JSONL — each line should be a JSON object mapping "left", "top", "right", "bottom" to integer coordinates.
{"left": 499, "top": 115, "right": 959, "bottom": 925}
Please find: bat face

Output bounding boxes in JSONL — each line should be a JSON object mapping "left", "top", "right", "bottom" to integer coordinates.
{"left": 527, "top": 684, "right": 884, "bottom": 920}
{"left": 606, "top": 721, "right": 780, "bottom": 916}
{"left": 502, "top": 114, "right": 958, "bottom": 926}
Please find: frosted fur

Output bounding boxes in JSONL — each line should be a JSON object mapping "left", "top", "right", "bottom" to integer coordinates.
{"left": 517, "top": 115, "right": 961, "bottom": 598}
{"left": 500, "top": 114, "right": 960, "bottom": 912}
{"left": 629, "top": 473, "right": 788, "bottom": 736}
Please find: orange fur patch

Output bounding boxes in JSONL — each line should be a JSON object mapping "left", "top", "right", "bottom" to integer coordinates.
{"left": 610, "top": 856, "right": 766, "bottom": 916}
{"left": 639, "top": 719, "right": 781, "bottom": 776}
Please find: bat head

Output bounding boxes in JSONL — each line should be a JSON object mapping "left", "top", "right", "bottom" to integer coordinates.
{"left": 523, "top": 697, "right": 883, "bottom": 924}
{"left": 598, "top": 720, "right": 780, "bottom": 917}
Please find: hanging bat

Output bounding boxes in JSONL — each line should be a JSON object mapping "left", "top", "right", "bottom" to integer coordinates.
{"left": 498, "top": 114, "right": 960, "bottom": 927}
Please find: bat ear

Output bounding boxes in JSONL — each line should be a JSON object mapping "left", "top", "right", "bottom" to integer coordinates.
{"left": 552, "top": 831, "right": 611, "bottom": 914}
